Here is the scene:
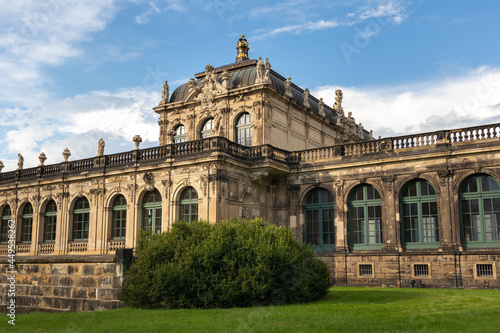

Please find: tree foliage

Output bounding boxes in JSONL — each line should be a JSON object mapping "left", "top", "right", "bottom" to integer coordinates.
{"left": 121, "top": 218, "right": 331, "bottom": 309}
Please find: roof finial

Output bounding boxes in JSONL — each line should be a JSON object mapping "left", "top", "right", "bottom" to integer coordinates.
{"left": 236, "top": 34, "right": 249, "bottom": 62}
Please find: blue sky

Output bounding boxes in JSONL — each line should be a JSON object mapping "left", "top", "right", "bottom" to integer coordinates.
{"left": 1, "top": 0, "right": 500, "bottom": 170}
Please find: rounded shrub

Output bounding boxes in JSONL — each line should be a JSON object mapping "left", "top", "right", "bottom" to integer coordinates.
{"left": 120, "top": 218, "right": 330, "bottom": 309}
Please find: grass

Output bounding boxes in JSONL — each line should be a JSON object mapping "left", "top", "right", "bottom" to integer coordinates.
{"left": 7, "top": 287, "right": 500, "bottom": 332}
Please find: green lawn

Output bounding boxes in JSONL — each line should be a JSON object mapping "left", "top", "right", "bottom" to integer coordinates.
{"left": 8, "top": 287, "right": 500, "bottom": 332}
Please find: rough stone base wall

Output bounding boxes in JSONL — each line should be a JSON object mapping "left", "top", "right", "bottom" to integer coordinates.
{"left": 319, "top": 252, "right": 500, "bottom": 289}
{"left": 0, "top": 256, "right": 125, "bottom": 313}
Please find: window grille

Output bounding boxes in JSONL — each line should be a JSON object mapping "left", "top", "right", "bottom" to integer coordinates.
{"left": 414, "top": 264, "right": 429, "bottom": 276}
{"left": 476, "top": 264, "right": 493, "bottom": 277}
{"left": 359, "top": 264, "right": 373, "bottom": 276}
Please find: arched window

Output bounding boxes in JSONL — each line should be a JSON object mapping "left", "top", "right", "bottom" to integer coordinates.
{"left": 179, "top": 187, "right": 198, "bottom": 223}
{"left": 0, "top": 206, "right": 11, "bottom": 244}
{"left": 174, "top": 125, "right": 186, "bottom": 143}
{"left": 142, "top": 189, "right": 162, "bottom": 234}
{"left": 235, "top": 112, "right": 252, "bottom": 146}
{"left": 348, "top": 184, "right": 382, "bottom": 249}
{"left": 73, "top": 197, "right": 90, "bottom": 241}
{"left": 304, "top": 188, "right": 335, "bottom": 250}
{"left": 401, "top": 179, "right": 439, "bottom": 248}
{"left": 43, "top": 200, "right": 57, "bottom": 242}
{"left": 460, "top": 174, "right": 500, "bottom": 246}
{"left": 200, "top": 118, "right": 214, "bottom": 139}
{"left": 20, "top": 203, "right": 33, "bottom": 243}
{"left": 111, "top": 195, "right": 127, "bottom": 239}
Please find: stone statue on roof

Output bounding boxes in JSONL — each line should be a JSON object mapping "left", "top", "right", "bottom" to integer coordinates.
{"left": 161, "top": 80, "right": 169, "bottom": 102}
{"left": 256, "top": 57, "right": 264, "bottom": 83}
{"left": 264, "top": 58, "right": 271, "bottom": 83}
{"left": 303, "top": 88, "right": 310, "bottom": 108}
{"left": 319, "top": 98, "right": 326, "bottom": 116}
{"left": 17, "top": 153, "right": 24, "bottom": 170}
{"left": 284, "top": 77, "right": 292, "bottom": 97}
{"left": 97, "top": 138, "right": 105, "bottom": 156}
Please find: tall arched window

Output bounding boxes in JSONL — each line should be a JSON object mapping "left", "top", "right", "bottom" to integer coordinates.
{"left": 142, "top": 189, "right": 162, "bottom": 234}
{"left": 348, "top": 184, "right": 382, "bottom": 249}
{"left": 73, "top": 197, "right": 90, "bottom": 241}
{"left": 401, "top": 179, "right": 439, "bottom": 248}
{"left": 200, "top": 118, "right": 214, "bottom": 139}
{"left": 174, "top": 125, "right": 186, "bottom": 143}
{"left": 304, "top": 188, "right": 335, "bottom": 250}
{"left": 179, "top": 187, "right": 198, "bottom": 223}
{"left": 20, "top": 203, "right": 33, "bottom": 243}
{"left": 111, "top": 195, "right": 127, "bottom": 239}
{"left": 0, "top": 205, "right": 11, "bottom": 244}
{"left": 235, "top": 112, "right": 252, "bottom": 146}
{"left": 460, "top": 174, "right": 500, "bottom": 247}
{"left": 43, "top": 200, "right": 57, "bottom": 242}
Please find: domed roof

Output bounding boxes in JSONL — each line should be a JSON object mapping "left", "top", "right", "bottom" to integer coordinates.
{"left": 169, "top": 59, "right": 338, "bottom": 124}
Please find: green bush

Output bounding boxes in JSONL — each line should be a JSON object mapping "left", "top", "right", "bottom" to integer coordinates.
{"left": 120, "top": 218, "right": 331, "bottom": 309}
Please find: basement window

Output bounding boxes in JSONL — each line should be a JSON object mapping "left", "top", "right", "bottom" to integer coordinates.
{"left": 414, "top": 264, "right": 429, "bottom": 277}
{"left": 359, "top": 264, "right": 373, "bottom": 277}
{"left": 476, "top": 264, "right": 494, "bottom": 277}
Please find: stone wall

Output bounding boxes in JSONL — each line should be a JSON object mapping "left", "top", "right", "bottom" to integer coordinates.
{"left": 0, "top": 255, "right": 125, "bottom": 313}
{"left": 321, "top": 252, "right": 500, "bottom": 289}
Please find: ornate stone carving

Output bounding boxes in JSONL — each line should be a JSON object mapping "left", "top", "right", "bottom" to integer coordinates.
{"left": 437, "top": 169, "right": 454, "bottom": 187}
{"left": 0, "top": 161, "right": 3, "bottom": 173}
{"left": 303, "top": 88, "right": 310, "bottom": 108}
{"left": 143, "top": 172, "right": 154, "bottom": 186}
{"left": 221, "top": 71, "right": 229, "bottom": 89}
{"left": 127, "top": 184, "right": 138, "bottom": 201}
{"left": 17, "top": 153, "right": 24, "bottom": 170}
{"left": 133, "top": 135, "right": 142, "bottom": 150}
{"left": 97, "top": 138, "right": 105, "bottom": 156}
{"left": 249, "top": 171, "right": 268, "bottom": 182}
{"left": 334, "top": 89, "right": 343, "bottom": 110}
{"left": 62, "top": 148, "right": 71, "bottom": 162}
{"left": 382, "top": 175, "right": 395, "bottom": 192}
{"left": 38, "top": 152, "right": 47, "bottom": 166}
{"left": 335, "top": 179, "right": 344, "bottom": 196}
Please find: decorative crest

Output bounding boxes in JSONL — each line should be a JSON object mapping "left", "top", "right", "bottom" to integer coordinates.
{"left": 236, "top": 34, "right": 249, "bottom": 62}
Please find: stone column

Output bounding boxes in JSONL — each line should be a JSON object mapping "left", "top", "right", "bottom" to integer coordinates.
{"left": 54, "top": 192, "right": 69, "bottom": 255}
{"left": 125, "top": 184, "right": 137, "bottom": 249}
{"left": 29, "top": 196, "right": 41, "bottom": 255}
{"left": 381, "top": 176, "right": 399, "bottom": 252}
{"left": 288, "top": 184, "right": 301, "bottom": 240}
{"left": 334, "top": 180, "right": 348, "bottom": 253}
{"left": 437, "top": 170, "right": 456, "bottom": 251}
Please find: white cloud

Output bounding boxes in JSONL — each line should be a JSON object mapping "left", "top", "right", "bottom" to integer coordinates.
{"left": 1, "top": 88, "right": 160, "bottom": 170}
{"left": 252, "top": 0, "right": 408, "bottom": 40}
{"left": 0, "top": 0, "right": 117, "bottom": 107}
{"left": 313, "top": 67, "right": 500, "bottom": 138}
{"left": 134, "top": 0, "right": 185, "bottom": 24}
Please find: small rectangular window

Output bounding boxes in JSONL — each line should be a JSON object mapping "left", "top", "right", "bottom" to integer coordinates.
{"left": 476, "top": 264, "right": 493, "bottom": 277}
{"left": 414, "top": 264, "right": 429, "bottom": 276}
{"left": 359, "top": 264, "right": 373, "bottom": 276}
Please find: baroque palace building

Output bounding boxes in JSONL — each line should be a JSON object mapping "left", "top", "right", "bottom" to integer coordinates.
{"left": 1, "top": 35, "right": 500, "bottom": 312}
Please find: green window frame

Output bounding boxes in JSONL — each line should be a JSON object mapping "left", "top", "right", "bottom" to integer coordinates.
{"left": 235, "top": 112, "right": 252, "bottom": 146}
{"left": 142, "top": 189, "right": 162, "bottom": 234}
{"left": 111, "top": 195, "right": 127, "bottom": 239}
{"left": 349, "top": 184, "right": 382, "bottom": 250}
{"left": 179, "top": 187, "right": 198, "bottom": 223}
{"left": 72, "top": 197, "right": 90, "bottom": 241}
{"left": 43, "top": 200, "right": 57, "bottom": 242}
{"left": 174, "top": 125, "right": 186, "bottom": 143}
{"left": 400, "top": 179, "right": 439, "bottom": 248}
{"left": 304, "top": 188, "right": 335, "bottom": 250}
{"left": 0, "top": 205, "right": 11, "bottom": 244}
{"left": 20, "top": 203, "right": 33, "bottom": 243}
{"left": 200, "top": 118, "right": 214, "bottom": 139}
{"left": 460, "top": 174, "right": 500, "bottom": 247}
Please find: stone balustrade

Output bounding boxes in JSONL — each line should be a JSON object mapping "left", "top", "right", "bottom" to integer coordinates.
{"left": 1, "top": 123, "right": 499, "bottom": 184}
